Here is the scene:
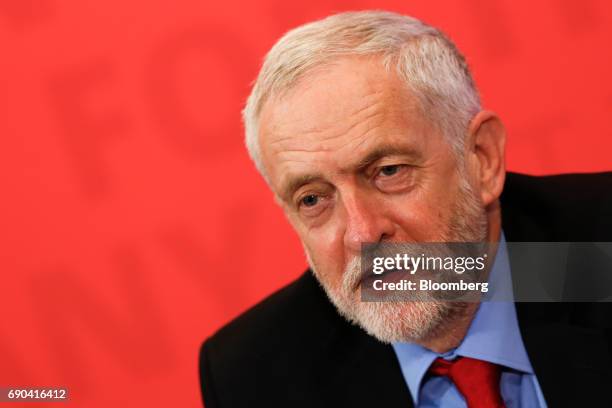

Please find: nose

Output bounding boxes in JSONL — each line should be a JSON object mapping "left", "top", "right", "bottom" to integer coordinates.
{"left": 342, "top": 190, "right": 395, "bottom": 254}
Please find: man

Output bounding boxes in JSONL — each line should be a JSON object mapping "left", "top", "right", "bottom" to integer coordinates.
{"left": 200, "top": 11, "right": 612, "bottom": 407}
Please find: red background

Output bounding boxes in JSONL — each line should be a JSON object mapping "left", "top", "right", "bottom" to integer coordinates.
{"left": 1, "top": 0, "right": 611, "bottom": 406}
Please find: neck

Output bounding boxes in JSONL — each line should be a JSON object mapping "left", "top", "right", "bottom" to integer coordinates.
{"left": 417, "top": 200, "right": 502, "bottom": 354}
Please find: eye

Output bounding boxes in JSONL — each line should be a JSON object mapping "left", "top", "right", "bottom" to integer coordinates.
{"left": 374, "top": 164, "right": 414, "bottom": 193}
{"left": 380, "top": 165, "right": 401, "bottom": 176}
{"left": 301, "top": 194, "right": 319, "bottom": 207}
{"left": 296, "top": 192, "right": 330, "bottom": 220}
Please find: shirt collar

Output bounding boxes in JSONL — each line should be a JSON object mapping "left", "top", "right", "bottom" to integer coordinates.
{"left": 391, "top": 232, "right": 534, "bottom": 404}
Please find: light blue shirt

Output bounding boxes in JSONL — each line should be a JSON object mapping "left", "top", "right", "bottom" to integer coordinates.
{"left": 392, "top": 234, "right": 547, "bottom": 407}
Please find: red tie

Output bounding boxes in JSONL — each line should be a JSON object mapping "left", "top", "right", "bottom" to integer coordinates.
{"left": 428, "top": 356, "right": 506, "bottom": 408}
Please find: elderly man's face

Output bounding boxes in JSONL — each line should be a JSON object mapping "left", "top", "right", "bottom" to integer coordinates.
{"left": 258, "top": 57, "right": 492, "bottom": 343}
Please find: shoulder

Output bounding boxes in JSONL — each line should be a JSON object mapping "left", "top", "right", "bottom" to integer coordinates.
{"left": 501, "top": 172, "right": 612, "bottom": 241}
{"left": 503, "top": 172, "right": 612, "bottom": 204}
{"left": 203, "top": 270, "right": 339, "bottom": 359}
{"left": 199, "top": 271, "right": 343, "bottom": 407}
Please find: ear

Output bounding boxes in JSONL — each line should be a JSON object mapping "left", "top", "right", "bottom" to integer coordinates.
{"left": 465, "top": 111, "right": 507, "bottom": 206}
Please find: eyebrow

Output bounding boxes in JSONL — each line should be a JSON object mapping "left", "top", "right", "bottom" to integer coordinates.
{"left": 278, "top": 144, "right": 422, "bottom": 203}
{"left": 279, "top": 173, "right": 326, "bottom": 204}
{"left": 353, "top": 145, "right": 421, "bottom": 172}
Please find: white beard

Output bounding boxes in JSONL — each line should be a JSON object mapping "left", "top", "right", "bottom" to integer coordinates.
{"left": 305, "top": 174, "right": 488, "bottom": 344}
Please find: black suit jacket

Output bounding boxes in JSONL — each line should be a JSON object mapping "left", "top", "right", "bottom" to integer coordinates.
{"left": 200, "top": 172, "right": 612, "bottom": 407}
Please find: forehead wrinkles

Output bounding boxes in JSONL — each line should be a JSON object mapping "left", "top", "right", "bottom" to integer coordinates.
{"left": 263, "top": 82, "right": 416, "bottom": 157}
{"left": 268, "top": 84, "right": 388, "bottom": 146}
{"left": 271, "top": 97, "right": 388, "bottom": 157}
{"left": 261, "top": 59, "right": 396, "bottom": 133}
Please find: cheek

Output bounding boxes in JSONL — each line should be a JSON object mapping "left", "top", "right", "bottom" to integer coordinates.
{"left": 395, "top": 165, "right": 464, "bottom": 239}
{"left": 387, "top": 190, "right": 456, "bottom": 241}
{"left": 299, "top": 224, "right": 346, "bottom": 285}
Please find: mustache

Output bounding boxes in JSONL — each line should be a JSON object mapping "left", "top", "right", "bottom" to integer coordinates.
{"left": 342, "top": 256, "right": 363, "bottom": 293}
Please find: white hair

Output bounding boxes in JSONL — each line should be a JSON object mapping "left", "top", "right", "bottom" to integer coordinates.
{"left": 242, "top": 10, "right": 481, "bottom": 180}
